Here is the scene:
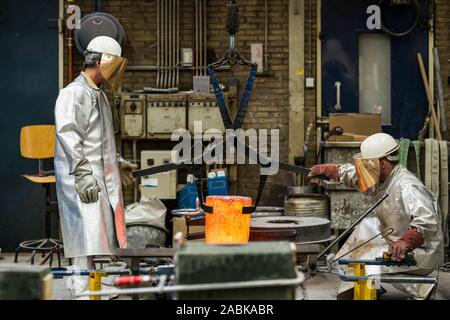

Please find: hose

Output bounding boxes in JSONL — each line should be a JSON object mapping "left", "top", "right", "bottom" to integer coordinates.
{"left": 378, "top": 0, "right": 421, "bottom": 37}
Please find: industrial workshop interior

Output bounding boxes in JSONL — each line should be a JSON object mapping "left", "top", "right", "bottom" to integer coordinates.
{"left": 1, "top": 0, "right": 450, "bottom": 308}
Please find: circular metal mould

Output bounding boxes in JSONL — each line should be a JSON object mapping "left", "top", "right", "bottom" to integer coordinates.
{"left": 251, "top": 206, "right": 284, "bottom": 218}
{"left": 266, "top": 219, "right": 298, "bottom": 224}
{"left": 250, "top": 216, "right": 331, "bottom": 243}
{"left": 171, "top": 208, "right": 203, "bottom": 217}
{"left": 74, "top": 12, "right": 127, "bottom": 54}
{"left": 284, "top": 193, "right": 329, "bottom": 219}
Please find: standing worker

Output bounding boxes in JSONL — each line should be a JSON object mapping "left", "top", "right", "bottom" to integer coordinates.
{"left": 309, "top": 133, "right": 444, "bottom": 299}
{"left": 54, "top": 36, "right": 137, "bottom": 297}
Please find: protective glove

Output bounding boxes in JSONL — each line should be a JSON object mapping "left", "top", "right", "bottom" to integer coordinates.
{"left": 308, "top": 163, "right": 340, "bottom": 183}
{"left": 75, "top": 173, "right": 101, "bottom": 203}
{"left": 73, "top": 158, "right": 101, "bottom": 203}
{"left": 388, "top": 227, "right": 424, "bottom": 261}
{"left": 120, "top": 160, "right": 138, "bottom": 187}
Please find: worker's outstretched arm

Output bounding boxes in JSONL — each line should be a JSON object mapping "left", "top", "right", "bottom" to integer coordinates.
{"left": 309, "top": 163, "right": 359, "bottom": 189}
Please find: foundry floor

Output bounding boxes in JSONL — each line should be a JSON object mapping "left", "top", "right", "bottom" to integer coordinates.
{"left": 2, "top": 252, "right": 450, "bottom": 300}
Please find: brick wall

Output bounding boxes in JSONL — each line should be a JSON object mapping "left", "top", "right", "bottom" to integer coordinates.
{"left": 65, "top": 0, "right": 291, "bottom": 206}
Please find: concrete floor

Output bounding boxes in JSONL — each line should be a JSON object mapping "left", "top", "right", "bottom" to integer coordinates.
{"left": 2, "top": 251, "right": 450, "bottom": 300}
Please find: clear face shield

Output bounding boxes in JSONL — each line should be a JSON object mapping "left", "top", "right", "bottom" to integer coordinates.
{"left": 353, "top": 153, "right": 381, "bottom": 194}
{"left": 99, "top": 53, "right": 128, "bottom": 91}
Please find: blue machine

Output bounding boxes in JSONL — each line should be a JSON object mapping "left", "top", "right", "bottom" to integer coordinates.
{"left": 321, "top": 0, "right": 430, "bottom": 139}
{"left": 177, "top": 181, "right": 199, "bottom": 209}
{"left": 207, "top": 171, "right": 229, "bottom": 196}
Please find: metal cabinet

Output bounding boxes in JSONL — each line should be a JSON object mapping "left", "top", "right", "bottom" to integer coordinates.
{"left": 120, "top": 94, "right": 146, "bottom": 139}
{"left": 188, "top": 94, "right": 226, "bottom": 140}
{"left": 147, "top": 94, "right": 187, "bottom": 139}
{"left": 140, "top": 150, "right": 178, "bottom": 200}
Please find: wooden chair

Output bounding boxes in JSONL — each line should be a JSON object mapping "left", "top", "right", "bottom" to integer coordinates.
{"left": 14, "top": 125, "right": 63, "bottom": 267}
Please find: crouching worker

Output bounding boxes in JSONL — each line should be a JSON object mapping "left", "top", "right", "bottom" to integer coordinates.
{"left": 309, "top": 133, "right": 444, "bottom": 299}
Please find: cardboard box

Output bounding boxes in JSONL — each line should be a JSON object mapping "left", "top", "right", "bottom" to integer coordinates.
{"left": 328, "top": 113, "right": 381, "bottom": 142}
{"left": 172, "top": 217, "right": 205, "bottom": 246}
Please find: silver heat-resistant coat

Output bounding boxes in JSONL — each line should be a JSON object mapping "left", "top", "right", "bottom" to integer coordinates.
{"left": 336, "top": 164, "right": 444, "bottom": 298}
{"left": 54, "top": 74, "right": 127, "bottom": 258}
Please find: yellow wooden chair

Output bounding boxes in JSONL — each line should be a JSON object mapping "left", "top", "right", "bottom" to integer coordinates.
{"left": 14, "top": 125, "right": 63, "bottom": 267}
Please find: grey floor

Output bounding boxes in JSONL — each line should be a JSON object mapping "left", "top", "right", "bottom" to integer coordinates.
{"left": 2, "top": 251, "right": 450, "bottom": 300}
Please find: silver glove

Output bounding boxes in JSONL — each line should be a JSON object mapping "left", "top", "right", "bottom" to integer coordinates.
{"left": 74, "top": 159, "right": 101, "bottom": 203}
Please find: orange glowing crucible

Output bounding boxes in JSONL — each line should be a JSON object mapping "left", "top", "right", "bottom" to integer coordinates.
{"left": 205, "top": 195, "right": 253, "bottom": 244}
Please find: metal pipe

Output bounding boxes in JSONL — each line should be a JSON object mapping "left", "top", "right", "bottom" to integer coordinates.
{"left": 52, "top": 269, "right": 131, "bottom": 277}
{"left": 171, "top": 0, "right": 175, "bottom": 87}
{"left": 339, "top": 274, "right": 436, "bottom": 284}
{"left": 66, "top": 5, "right": 75, "bottom": 82}
{"left": 156, "top": 0, "right": 160, "bottom": 88}
{"left": 160, "top": 0, "right": 165, "bottom": 88}
{"left": 199, "top": 0, "right": 203, "bottom": 76}
{"left": 161, "top": 0, "right": 166, "bottom": 88}
{"left": 169, "top": 0, "right": 173, "bottom": 88}
{"left": 173, "top": 0, "right": 177, "bottom": 87}
{"left": 203, "top": 0, "right": 207, "bottom": 76}
{"left": 307, "top": 0, "right": 313, "bottom": 77}
{"left": 133, "top": 140, "right": 138, "bottom": 202}
{"left": 164, "top": 0, "right": 169, "bottom": 88}
{"left": 195, "top": 0, "right": 198, "bottom": 76}
{"left": 316, "top": 193, "right": 388, "bottom": 261}
{"left": 264, "top": 0, "right": 268, "bottom": 72}
{"left": 176, "top": 0, "right": 180, "bottom": 86}
{"left": 58, "top": 0, "right": 64, "bottom": 89}
{"left": 338, "top": 258, "right": 412, "bottom": 266}
{"left": 51, "top": 268, "right": 156, "bottom": 277}
{"left": 77, "top": 270, "right": 305, "bottom": 297}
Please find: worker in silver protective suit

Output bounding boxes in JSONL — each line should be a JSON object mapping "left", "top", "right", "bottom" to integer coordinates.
{"left": 54, "top": 36, "right": 137, "bottom": 297}
{"left": 310, "top": 133, "right": 444, "bottom": 300}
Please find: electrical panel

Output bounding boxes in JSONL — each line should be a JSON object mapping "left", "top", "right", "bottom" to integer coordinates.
{"left": 147, "top": 94, "right": 187, "bottom": 139}
{"left": 140, "top": 150, "right": 178, "bottom": 200}
{"left": 188, "top": 93, "right": 226, "bottom": 140}
{"left": 120, "top": 94, "right": 146, "bottom": 139}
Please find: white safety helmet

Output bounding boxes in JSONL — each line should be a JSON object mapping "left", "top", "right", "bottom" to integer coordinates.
{"left": 360, "top": 133, "right": 399, "bottom": 161}
{"left": 85, "top": 36, "right": 127, "bottom": 91}
{"left": 86, "top": 36, "right": 122, "bottom": 57}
